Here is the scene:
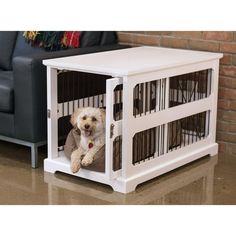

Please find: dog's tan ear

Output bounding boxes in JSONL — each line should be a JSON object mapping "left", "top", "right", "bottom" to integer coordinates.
{"left": 100, "top": 108, "right": 106, "bottom": 123}
{"left": 70, "top": 109, "right": 81, "bottom": 127}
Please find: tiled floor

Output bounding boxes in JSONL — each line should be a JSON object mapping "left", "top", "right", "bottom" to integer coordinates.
{"left": 0, "top": 140, "right": 235, "bottom": 204}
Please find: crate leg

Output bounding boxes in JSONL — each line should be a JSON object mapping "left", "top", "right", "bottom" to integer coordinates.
{"left": 111, "top": 179, "right": 138, "bottom": 194}
{"left": 209, "top": 143, "right": 218, "bottom": 157}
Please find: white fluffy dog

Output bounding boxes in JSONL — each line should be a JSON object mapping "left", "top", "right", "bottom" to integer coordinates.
{"left": 70, "top": 107, "right": 105, "bottom": 173}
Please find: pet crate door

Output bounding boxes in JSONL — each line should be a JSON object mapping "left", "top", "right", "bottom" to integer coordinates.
{"left": 105, "top": 77, "right": 123, "bottom": 179}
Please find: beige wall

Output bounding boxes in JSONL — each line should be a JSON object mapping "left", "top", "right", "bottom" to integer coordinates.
{"left": 118, "top": 31, "right": 236, "bottom": 155}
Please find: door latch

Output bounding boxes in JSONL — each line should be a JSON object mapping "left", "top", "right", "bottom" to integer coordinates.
{"left": 47, "top": 109, "right": 51, "bottom": 118}
{"left": 110, "top": 123, "right": 115, "bottom": 138}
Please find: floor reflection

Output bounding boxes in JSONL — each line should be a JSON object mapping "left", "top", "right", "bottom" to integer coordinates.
{"left": 44, "top": 155, "right": 218, "bottom": 204}
{"left": 1, "top": 139, "right": 235, "bottom": 204}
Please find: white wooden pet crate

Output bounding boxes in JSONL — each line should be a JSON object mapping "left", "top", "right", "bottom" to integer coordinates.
{"left": 43, "top": 46, "right": 222, "bottom": 193}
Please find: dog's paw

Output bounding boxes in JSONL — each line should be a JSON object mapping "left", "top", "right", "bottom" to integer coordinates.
{"left": 81, "top": 156, "right": 93, "bottom": 166}
{"left": 71, "top": 159, "right": 81, "bottom": 173}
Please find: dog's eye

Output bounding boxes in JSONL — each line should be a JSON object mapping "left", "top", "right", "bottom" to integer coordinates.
{"left": 92, "top": 117, "right": 97, "bottom": 122}
{"left": 82, "top": 116, "right": 87, "bottom": 120}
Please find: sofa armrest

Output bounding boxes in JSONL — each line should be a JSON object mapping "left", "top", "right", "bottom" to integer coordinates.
{"left": 13, "top": 55, "right": 47, "bottom": 142}
{"left": 12, "top": 44, "right": 130, "bottom": 142}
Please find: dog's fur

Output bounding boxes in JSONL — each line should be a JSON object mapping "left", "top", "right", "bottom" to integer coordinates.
{"left": 70, "top": 107, "right": 105, "bottom": 173}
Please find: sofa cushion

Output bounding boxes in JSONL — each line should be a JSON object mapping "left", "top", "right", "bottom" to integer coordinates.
{"left": 80, "top": 31, "right": 102, "bottom": 48}
{"left": 13, "top": 32, "right": 44, "bottom": 58}
{"left": 0, "top": 71, "right": 14, "bottom": 113}
{"left": 0, "top": 31, "right": 17, "bottom": 70}
{"left": 100, "top": 32, "right": 118, "bottom": 45}
{"left": 12, "top": 32, "right": 118, "bottom": 57}
{"left": 0, "top": 70, "right": 13, "bottom": 80}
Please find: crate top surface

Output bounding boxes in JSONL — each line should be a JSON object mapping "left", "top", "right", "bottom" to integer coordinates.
{"left": 43, "top": 46, "right": 223, "bottom": 77}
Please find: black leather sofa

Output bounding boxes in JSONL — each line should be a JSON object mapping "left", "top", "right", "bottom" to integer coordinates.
{"left": 0, "top": 31, "right": 127, "bottom": 168}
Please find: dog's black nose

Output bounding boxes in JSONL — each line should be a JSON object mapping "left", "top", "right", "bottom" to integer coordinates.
{"left": 84, "top": 124, "right": 90, "bottom": 129}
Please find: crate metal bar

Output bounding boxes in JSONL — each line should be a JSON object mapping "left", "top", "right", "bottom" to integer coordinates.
{"left": 164, "top": 78, "right": 169, "bottom": 154}
{"left": 57, "top": 93, "right": 106, "bottom": 119}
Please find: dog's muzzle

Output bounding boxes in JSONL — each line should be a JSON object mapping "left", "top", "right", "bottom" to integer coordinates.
{"left": 83, "top": 129, "right": 92, "bottom": 137}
